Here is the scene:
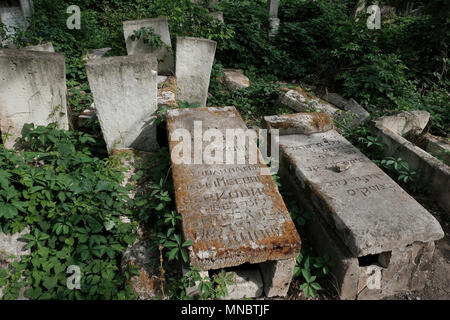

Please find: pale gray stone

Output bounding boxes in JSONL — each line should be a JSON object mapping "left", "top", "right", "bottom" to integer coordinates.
{"left": 267, "top": 0, "right": 279, "bottom": 18}
{"left": 280, "top": 89, "right": 339, "bottom": 116}
{"left": 208, "top": 11, "right": 224, "bottom": 23}
{"left": 259, "top": 258, "right": 296, "bottom": 297}
{"left": 176, "top": 37, "right": 216, "bottom": 107}
{"left": 86, "top": 54, "right": 159, "bottom": 153}
{"left": 269, "top": 17, "right": 280, "bottom": 37}
{"left": 82, "top": 47, "right": 111, "bottom": 62}
{"left": 0, "top": 49, "right": 69, "bottom": 149}
{"left": 420, "top": 134, "right": 450, "bottom": 166}
{"left": 224, "top": 269, "right": 263, "bottom": 299}
{"left": 223, "top": 69, "right": 250, "bottom": 91}
{"left": 123, "top": 17, "right": 174, "bottom": 75}
{"left": 23, "top": 42, "right": 54, "bottom": 52}
{"left": 0, "top": 227, "right": 30, "bottom": 300}
{"left": 264, "top": 112, "right": 334, "bottom": 136}
{"left": 374, "top": 110, "right": 431, "bottom": 138}
{"left": 275, "top": 123, "right": 444, "bottom": 257}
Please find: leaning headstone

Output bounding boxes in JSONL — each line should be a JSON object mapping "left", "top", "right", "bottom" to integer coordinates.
{"left": 0, "top": 49, "right": 68, "bottom": 149}
{"left": 23, "top": 42, "right": 54, "bottom": 52}
{"left": 123, "top": 17, "right": 174, "bottom": 75}
{"left": 86, "top": 54, "right": 159, "bottom": 153}
{"left": 167, "top": 107, "right": 301, "bottom": 297}
{"left": 176, "top": 37, "right": 216, "bottom": 107}
{"left": 264, "top": 112, "right": 444, "bottom": 299}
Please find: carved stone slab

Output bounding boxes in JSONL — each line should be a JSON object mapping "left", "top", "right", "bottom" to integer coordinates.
{"left": 277, "top": 127, "right": 444, "bottom": 257}
{"left": 167, "top": 107, "right": 301, "bottom": 270}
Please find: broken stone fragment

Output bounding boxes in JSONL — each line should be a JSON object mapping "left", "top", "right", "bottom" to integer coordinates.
{"left": 280, "top": 88, "right": 339, "bottom": 116}
{"left": 208, "top": 11, "right": 224, "bottom": 23}
{"left": 23, "top": 42, "right": 55, "bottom": 52}
{"left": 374, "top": 110, "right": 431, "bottom": 139}
{"left": 264, "top": 112, "right": 334, "bottom": 135}
{"left": 222, "top": 69, "right": 250, "bottom": 91}
{"left": 223, "top": 269, "right": 263, "bottom": 299}
{"left": 82, "top": 47, "right": 112, "bottom": 62}
{"left": 157, "top": 76, "right": 178, "bottom": 108}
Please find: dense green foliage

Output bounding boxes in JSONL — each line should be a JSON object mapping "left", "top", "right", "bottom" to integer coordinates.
{"left": 0, "top": 124, "right": 137, "bottom": 299}
{"left": 0, "top": 0, "right": 448, "bottom": 300}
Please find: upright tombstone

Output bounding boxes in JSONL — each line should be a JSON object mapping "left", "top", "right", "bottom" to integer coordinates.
{"left": 0, "top": 49, "right": 68, "bottom": 149}
{"left": 86, "top": 54, "right": 159, "bottom": 153}
{"left": 123, "top": 17, "right": 174, "bottom": 75}
{"left": 176, "top": 37, "right": 216, "bottom": 107}
{"left": 264, "top": 112, "right": 444, "bottom": 299}
{"left": 167, "top": 107, "right": 301, "bottom": 297}
{"left": 267, "top": 0, "right": 280, "bottom": 36}
{"left": 0, "top": 0, "right": 33, "bottom": 45}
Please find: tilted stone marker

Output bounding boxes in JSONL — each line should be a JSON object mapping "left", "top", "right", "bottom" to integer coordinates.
{"left": 123, "top": 17, "right": 174, "bottom": 75}
{"left": 176, "top": 37, "right": 216, "bottom": 107}
{"left": 264, "top": 112, "right": 444, "bottom": 299}
{"left": 0, "top": 49, "right": 69, "bottom": 149}
{"left": 267, "top": 0, "right": 280, "bottom": 36}
{"left": 167, "top": 107, "right": 301, "bottom": 297}
{"left": 86, "top": 54, "right": 159, "bottom": 153}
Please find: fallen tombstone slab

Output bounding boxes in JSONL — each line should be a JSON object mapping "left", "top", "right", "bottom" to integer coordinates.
{"left": 123, "top": 17, "right": 174, "bottom": 75}
{"left": 373, "top": 112, "right": 450, "bottom": 214}
{"left": 280, "top": 88, "right": 339, "bottom": 116}
{"left": 86, "top": 54, "right": 159, "bottom": 153}
{"left": 167, "top": 106, "right": 301, "bottom": 297}
{"left": 0, "top": 48, "right": 69, "bottom": 149}
{"left": 176, "top": 37, "right": 216, "bottom": 107}
{"left": 264, "top": 112, "right": 444, "bottom": 299}
{"left": 223, "top": 69, "right": 250, "bottom": 91}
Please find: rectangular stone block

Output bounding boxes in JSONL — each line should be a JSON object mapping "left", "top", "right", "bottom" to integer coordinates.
{"left": 123, "top": 17, "right": 174, "bottom": 75}
{"left": 0, "top": 48, "right": 68, "bottom": 149}
{"left": 86, "top": 54, "right": 159, "bottom": 153}
{"left": 268, "top": 112, "right": 445, "bottom": 299}
{"left": 259, "top": 258, "right": 296, "bottom": 297}
{"left": 176, "top": 37, "right": 216, "bottom": 107}
{"left": 267, "top": 0, "right": 279, "bottom": 18}
{"left": 166, "top": 107, "right": 301, "bottom": 271}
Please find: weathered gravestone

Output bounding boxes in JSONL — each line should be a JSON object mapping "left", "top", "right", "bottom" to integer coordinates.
{"left": 208, "top": 11, "right": 224, "bottom": 23}
{"left": 267, "top": 0, "right": 280, "bottom": 36}
{"left": 23, "top": 42, "right": 54, "bottom": 52}
{"left": 0, "top": 0, "right": 33, "bottom": 45}
{"left": 0, "top": 48, "right": 69, "bottom": 149}
{"left": 264, "top": 112, "right": 444, "bottom": 299}
{"left": 166, "top": 107, "right": 301, "bottom": 297}
{"left": 123, "top": 17, "right": 174, "bottom": 75}
{"left": 176, "top": 37, "right": 216, "bottom": 108}
{"left": 86, "top": 54, "right": 159, "bottom": 153}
